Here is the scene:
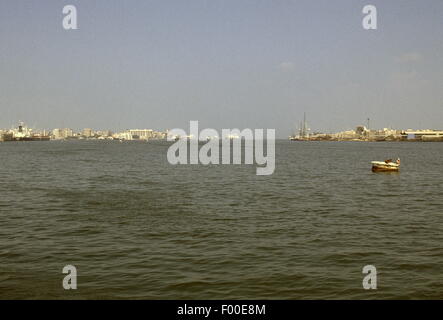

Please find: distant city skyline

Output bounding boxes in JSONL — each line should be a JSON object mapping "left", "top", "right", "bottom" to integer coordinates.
{"left": 2, "top": 119, "right": 443, "bottom": 135}
{"left": 1, "top": 0, "right": 443, "bottom": 138}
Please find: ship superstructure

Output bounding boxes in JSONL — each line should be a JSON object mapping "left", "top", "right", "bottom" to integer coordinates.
{"left": 289, "top": 113, "right": 310, "bottom": 141}
{"left": 10, "top": 122, "right": 50, "bottom": 141}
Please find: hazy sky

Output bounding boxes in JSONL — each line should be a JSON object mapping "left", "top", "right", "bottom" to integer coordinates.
{"left": 1, "top": 0, "right": 442, "bottom": 137}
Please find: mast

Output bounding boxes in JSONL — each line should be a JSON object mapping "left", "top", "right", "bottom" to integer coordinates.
{"left": 367, "top": 117, "right": 370, "bottom": 140}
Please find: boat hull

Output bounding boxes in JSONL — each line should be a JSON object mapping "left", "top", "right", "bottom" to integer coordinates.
{"left": 14, "top": 136, "right": 50, "bottom": 141}
{"left": 372, "top": 166, "right": 399, "bottom": 172}
{"left": 371, "top": 161, "right": 400, "bottom": 172}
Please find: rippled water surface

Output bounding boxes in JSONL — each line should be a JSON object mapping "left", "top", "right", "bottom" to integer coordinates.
{"left": 0, "top": 140, "right": 442, "bottom": 299}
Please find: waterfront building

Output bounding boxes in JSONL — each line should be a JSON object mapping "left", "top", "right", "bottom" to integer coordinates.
{"left": 335, "top": 130, "right": 359, "bottom": 140}
{"left": 82, "top": 128, "right": 93, "bottom": 138}
{"left": 112, "top": 129, "right": 168, "bottom": 141}
{"left": 0, "top": 130, "right": 13, "bottom": 142}
{"left": 52, "top": 129, "right": 63, "bottom": 139}
{"left": 113, "top": 131, "right": 132, "bottom": 140}
{"left": 128, "top": 129, "right": 154, "bottom": 140}
{"left": 52, "top": 128, "right": 74, "bottom": 139}
{"left": 62, "top": 128, "right": 74, "bottom": 138}
{"left": 96, "top": 130, "right": 112, "bottom": 137}
{"left": 402, "top": 129, "right": 443, "bottom": 141}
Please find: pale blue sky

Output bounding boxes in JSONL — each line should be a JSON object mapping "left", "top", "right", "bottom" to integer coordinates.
{"left": 1, "top": 0, "right": 442, "bottom": 136}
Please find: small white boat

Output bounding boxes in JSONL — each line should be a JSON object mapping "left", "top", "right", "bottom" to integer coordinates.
{"left": 371, "top": 159, "right": 400, "bottom": 172}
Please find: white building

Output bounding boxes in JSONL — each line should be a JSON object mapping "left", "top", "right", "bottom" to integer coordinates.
{"left": 52, "top": 128, "right": 74, "bottom": 139}
{"left": 82, "top": 128, "right": 93, "bottom": 137}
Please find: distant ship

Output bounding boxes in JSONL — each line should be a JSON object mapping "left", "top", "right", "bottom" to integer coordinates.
{"left": 289, "top": 112, "right": 310, "bottom": 141}
{"left": 11, "top": 122, "right": 50, "bottom": 141}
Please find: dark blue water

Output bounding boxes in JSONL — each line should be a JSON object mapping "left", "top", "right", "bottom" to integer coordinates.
{"left": 0, "top": 140, "right": 442, "bottom": 299}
